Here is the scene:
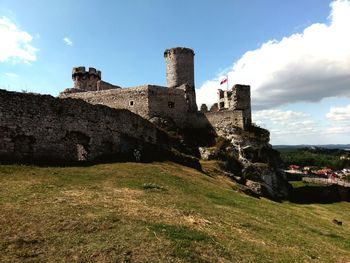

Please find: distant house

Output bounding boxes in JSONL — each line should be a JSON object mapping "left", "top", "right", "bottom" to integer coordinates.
{"left": 342, "top": 168, "right": 350, "bottom": 173}
{"left": 289, "top": 165, "right": 300, "bottom": 170}
{"left": 303, "top": 166, "right": 317, "bottom": 171}
{"left": 328, "top": 173, "right": 337, "bottom": 180}
{"left": 315, "top": 168, "right": 333, "bottom": 178}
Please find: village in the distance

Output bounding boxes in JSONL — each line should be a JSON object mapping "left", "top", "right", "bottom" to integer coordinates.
{"left": 280, "top": 146, "right": 350, "bottom": 187}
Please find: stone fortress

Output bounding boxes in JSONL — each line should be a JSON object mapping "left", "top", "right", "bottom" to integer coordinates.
{"left": 59, "top": 47, "right": 251, "bottom": 130}
{"left": 0, "top": 47, "right": 256, "bottom": 162}
{"left": 0, "top": 46, "right": 256, "bottom": 163}
{"left": 0, "top": 47, "right": 290, "bottom": 198}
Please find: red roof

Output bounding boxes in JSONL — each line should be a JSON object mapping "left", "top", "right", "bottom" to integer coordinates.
{"left": 289, "top": 165, "right": 300, "bottom": 169}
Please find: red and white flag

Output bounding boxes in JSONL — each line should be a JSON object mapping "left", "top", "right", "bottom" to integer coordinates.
{"left": 220, "top": 78, "right": 228, "bottom": 85}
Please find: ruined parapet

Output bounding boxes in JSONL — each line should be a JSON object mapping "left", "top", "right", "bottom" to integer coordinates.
{"left": 200, "top": 104, "right": 208, "bottom": 113}
{"left": 164, "top": 47, "right": 195, "bottom": 88}
{"left": 210, "top": 103, "right": 218, "bottom": 112}
{"left": 71, "top": 66, "right": 102, "bottom": 91}
{"left": 0, "top": 89, "right": 163, "bottom": 163}
{"left": 97, "top": 80, "right": 121, "bottom": 91}
{"left": 231, "top": 84, "right": 251, "bottom": 126}
{"left": 205, "top": 110, "right": 246, "bottom": 129}
{"left": 217, "top": 89, "right": 233, "bottom": 110}
{"left": 215, "top": 84, "right": 252, "bottom": 127}
{"left": 176, "top": 84, "right": 198, "bottom": 112}
{"left": 60, "top": 67, "right": 106, "bottom": 96}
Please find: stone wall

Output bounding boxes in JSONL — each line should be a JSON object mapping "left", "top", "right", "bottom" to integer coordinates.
{"left": 0, "top": 89, "right": 165, "bottom": 162}
{"left": 147, "top": 86, "right": 190, "bottom": 125}
{"left": 59, "top": 86, "right": 151, "bottom": 119}
{"left": 60, "top": 85, "right": 195, "bottom": 128}
{"left": 231, "top": 85, "right": 251, "bottom": 125}
{"left": 217, "top": 89, "right": 233, "bottom": 110}
{"left": 214, "top": 85, "right": 252, "bottom": 127}
{"left": 204, "top": 110, "right": 246, "bottom": 129}
{"left": 97, "top": 80, "right": 121, "bottom": 91}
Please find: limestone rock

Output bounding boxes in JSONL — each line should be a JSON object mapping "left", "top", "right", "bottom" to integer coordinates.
{"left": 198, "top": 147, "right": 219, "bottom": 160}
{"left": 245, "top": 180, "right": 264, "bottom": 196}
{"left": 209, "top": 121, "right": 290, "bottom": 199}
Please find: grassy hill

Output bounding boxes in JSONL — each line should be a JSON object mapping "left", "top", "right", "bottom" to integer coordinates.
{"left": 0, "top": 161, "right": 350, "bottom": 262}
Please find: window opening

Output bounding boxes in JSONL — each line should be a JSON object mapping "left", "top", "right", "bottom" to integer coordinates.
{"left": 168, "top": 101, "right": 175, "bottom": 108}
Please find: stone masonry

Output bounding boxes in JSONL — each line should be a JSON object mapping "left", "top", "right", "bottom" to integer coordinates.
{"left": 60, "top": 47, "right": 252, "bottom": 129}
{"left": 60, "top": 47, "right": 200, "bottom": 127}
{"left": 164, "top": 47, "right": 195, "bottom": 88}
{"left": 1, "top": 47, "right": 255, "bottom": 162}
{"left": 61, "top": 67, "right": 121, "bottom": 94}
{"left": 72, "top": 66, "right": 101, "bottom": 91}
{"left": 0, "top": 47, "right": 291, "bottom": 199}
{"left": 216, "top": 84, "right": 252, "bottom": 128}
{"left": 60, "top": 84, "right": 197, "bottom": 128}
{"left": 0, "top": 90, "right": 169, "bottom": 162}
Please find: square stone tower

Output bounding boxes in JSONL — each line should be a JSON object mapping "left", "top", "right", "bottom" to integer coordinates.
{"left": 231, "top": 84, "right": 251, "bottom": 126}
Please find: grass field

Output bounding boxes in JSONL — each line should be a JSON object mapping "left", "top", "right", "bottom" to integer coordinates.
{"left": 0, "top": 161, "right": 350, "bottom": 262}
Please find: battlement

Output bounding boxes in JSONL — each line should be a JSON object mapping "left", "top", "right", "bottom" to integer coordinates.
{"left": 70, "top": 66, "right": 102, "bottom": 92}
{"left": 72, "top": 66, "right": 101, "bottom": 80}
{"left": 216, "top": 84, "right": 252, "bottom": 127}
{"left": 164, "top": 47, "right": 195, "bottom": 57}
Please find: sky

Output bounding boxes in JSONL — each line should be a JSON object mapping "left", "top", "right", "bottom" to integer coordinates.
{"left": 0, "top": 0, "right": 349, "bottom": 145}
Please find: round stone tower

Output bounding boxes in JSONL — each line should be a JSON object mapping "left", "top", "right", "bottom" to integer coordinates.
{"left": 72, "top": 67, "right": 101, "bottom": 91}
{"left": 164, "top": 47, "right": 195, "bottom": 88}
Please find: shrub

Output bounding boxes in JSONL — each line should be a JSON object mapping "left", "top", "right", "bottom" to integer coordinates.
{"left": 142, "top": 183, "right": 166, "bottom": 191}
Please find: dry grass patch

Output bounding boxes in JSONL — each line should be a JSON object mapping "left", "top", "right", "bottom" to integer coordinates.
{"left": 1, "top": 162, "right": 350, "bottom": 262}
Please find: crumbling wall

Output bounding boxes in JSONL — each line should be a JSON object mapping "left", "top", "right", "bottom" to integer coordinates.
{"left": 231, "top": 85, "right": 251, "bottom": 125}
{"left": 97, "top": 80, "right": 121, "bottom": 91}
{"left": 217, "top": 89, "right": 233, "bottom": 110}
{"left": 0, "top": 89, "right": 162, "bottom": 162}
{"left": 147, "top": 86, "right": 190, "bottom": 126}
{"left": 204, "top": 110, "right": 245, "bottom": 129}
{"left": 214, "top": 85, "right": 252, "bottom": 127}
{"left": 59, "top": 86, "right": 150, "bottom": 119}
{"left": 60, "top": 85, "right": 194, "bottom": 128}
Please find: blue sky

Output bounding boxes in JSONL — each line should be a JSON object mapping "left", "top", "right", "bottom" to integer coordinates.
{"left": 1, "top": 0, "right": 350, "bottom": 145}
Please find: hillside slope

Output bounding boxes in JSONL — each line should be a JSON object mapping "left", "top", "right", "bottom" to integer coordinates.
{"left": 0, "top": 161, "right": 350, "bottom": 262}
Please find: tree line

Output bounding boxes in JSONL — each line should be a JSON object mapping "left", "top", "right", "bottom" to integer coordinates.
{"left": 279, "top": 147, "right": 350, "bottom": 169}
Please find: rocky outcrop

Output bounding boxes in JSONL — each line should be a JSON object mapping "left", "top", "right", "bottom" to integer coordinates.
{"left": 198, "top": 147, "right": 220, "bottom": 160}
{"left": 205, "top": 122, "right": 290, "bottom": 199}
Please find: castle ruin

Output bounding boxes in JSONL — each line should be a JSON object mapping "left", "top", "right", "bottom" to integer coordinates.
{"left": 60, "top": 47, "right": 251, "bottom": 130}
{"left": 63, "top": 67, "right": 121, "bottom": 94}
{"left": 0, "top": 47, "right": 255, "bottom": 163}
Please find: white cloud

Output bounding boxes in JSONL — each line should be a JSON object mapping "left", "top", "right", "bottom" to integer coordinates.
{"left": 197, "top": 0, "right": 350, "bottom": 109}
{"left": 253, "top": 109, "right": 308, "bottom": 124}
{"left": 325, "top": 125, "right": 350, "bottom": 134}
{"left": 63, "top": 37, "right": 73, "bottom": 46}
{"left": 326, "top": 104, "right": 350, "bottom": 121}
{"left": 253, "top": 107, "right": 350, "bottom": 144}
{"left": 4, "top": 72, "right": 19, "bottom": 78}
{"left": 324, "top": 104, "right": 350, "bottom": 135}
{"left": 253, "top": 109, "right": 322, "bottom": 143}
{"left": 0, "top": 16, "right": 38, "bottom": 63}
